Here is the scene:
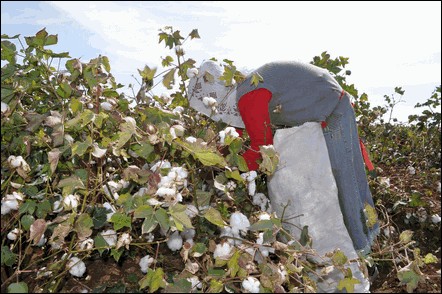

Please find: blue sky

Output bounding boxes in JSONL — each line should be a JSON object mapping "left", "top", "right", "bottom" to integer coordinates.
{"left": 2, "top": 1, "right": 441, "bottom": 122}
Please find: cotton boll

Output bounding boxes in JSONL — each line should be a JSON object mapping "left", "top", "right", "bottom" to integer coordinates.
{"left": 407, "top": 166, "right": 416, "bottom": 175}
{"left": 230, "top": 212, "right": 250, "bottom": 235}
{"left": 185, "top": 136, "right": 197, "bottom": 143}
{"left": 1, "top": 101, "right": 10, "bottom": 114}
{"left": 213, "top": 242, "right": 233, "bottom": 259}
{"left": 78, "top": 238, "right": 94, "bottom": 251}
{"left": 156, "top": 187, "right": 177, "bottom": 197}
{"left": 7, "top": 228, "right": 22, "bottom": 241}
{"left": 1, "top": 194, "right": 20, "bottom": 215}
{"left": 150, "top": 160, "right": 171, "bottom": 172}
{"left": 139, "top": 255, "right": 155, "bottom": 273}
{"left": 181, "top": 228, "right": 196, "bottom": 240}
{"left": 186, "top": 68, "right": 198, "bottom": 78}
{"left": 53, "top": 200, "right": 63, "bottom": 213}
{"left": 172, "top": 106, "right": 184, "bottom": 115}
{"left": 103, "top": 202, "right": 116, "bottom": 221}
{"left": 187, "top": 276, "right": 202, "bottom": 290}
{"left": 63, "top": 194, "right": 80, "bottom": 211}
{"left": 167, "top": 231, "right": 183, "bottom": 251}
{"left": 101, "top": 229, "right": 117, "bottom": 247}
{"left": 185, "top": 205, "right": 199, "bottom": 219}
{"left": 116, "top": 232, "right": 132, "bottom": 250}
{"left": 242, "top": 276, "right": 261, "bottom": 293}
{"left": 100, "top": 101, "right": 113, "bottom": 111}
{"left": 67, "top": 257, "right": 86, "bottom": 278}
{"left": 36, "top": 235, "right": 47, "bottom": 247}
{"left": 431, "top": 214, "right": 441, "bottom": 224}
{"left": 92, "top": 143, "right": 107, "bottom": 158}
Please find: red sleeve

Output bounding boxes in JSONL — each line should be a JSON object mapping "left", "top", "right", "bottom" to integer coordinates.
{"left": 238, "top": 88, "right": 273, "bottom": 171}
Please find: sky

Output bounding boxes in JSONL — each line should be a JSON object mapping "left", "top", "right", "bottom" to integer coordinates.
{"left": 1, "top": 1, "right": 441, "bottom": 122}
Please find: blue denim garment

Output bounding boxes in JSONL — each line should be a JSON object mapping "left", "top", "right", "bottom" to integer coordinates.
{"left": 322, "top": 93, "right": 380, "bottom": 254}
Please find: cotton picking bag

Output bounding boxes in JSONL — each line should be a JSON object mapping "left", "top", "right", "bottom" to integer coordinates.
{"left": 268, "top": 122, "right": 370, "bottom": 293}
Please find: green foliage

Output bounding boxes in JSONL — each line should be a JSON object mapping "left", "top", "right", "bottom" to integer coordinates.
{"left": 1, "top": 27, "right": 440, "bottom": 294}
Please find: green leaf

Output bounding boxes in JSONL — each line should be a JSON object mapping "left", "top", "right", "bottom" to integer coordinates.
{"left": 101, "top": 55, "right": 111, "bottom": 72}
{"left": 56, "top": 82, "right": 72, "bottom": 99}
{"left": 189, "top": 29, "right": 200, "bottom": 39}
{"left": 74, "top": 213, "right": 94, "bottom": 240}
{"left": 207, "top": 279, "right": 224, "bottom": 293}
{"left": 139, "top": 268, "right": 166, "bottom": 292}
{"left": 423, "top": 253, "right": 438, "bottom": 264}
{"left": 162, "top": 68, "right": 176, "bottom": 90}
{"left": 72, "top": 137, "right": 93, "bottom": 157}
{"left": 399, "top": 230, "right": 414, "bottom": 244}
{"left": 1, "top": 40, "right": 17, "bottom": 64}
{"left": 35, "top": 200, "right": 52, "bottom": 219}
{"left": 397, "top": 265, "right": 422, "bottom": 293}
{"left": 92, "top": 207, "right": 109, "bottom": 229}
{"left": 249, "top": 219, "right": 274, "bottom": 231}
{"left": 19, "top": 200, "right": 37, "bottom": 215}
{"left": 170, "top": 204, "right": 194, "bottom": 230}
{"left": 175, "top": 139, "right": 227, "bottom": 167}
{"left": 57, "top": 175, "right": 86, "bottom": 195}
{"left": 250, "top": 72, "right": 263, "bottom": 87}
{"left": 337, "top": 277, "right": 360, "bottom": 293}
{"left": 227, "top": 250, "right": 241, "bottom": 278}
{"left": 134, "top": 205, "right": 154, "bottom": 219}
{"left": 132, "top": 142, "right": 154, "bottom": 160}
{"left": 331, "top": 250, "right": 348, "bottom": 266}
{"left": 20, "top": 214, "right": 35, "bottom": 231}
{"left": 161, "top": 55, "right": 174, "bottom": 67}
{"left": 142, "top": 216, "right": 158, "bottom": 235}
{"left": 93, "top": 234, "right": 108, "bottom": 255}
{"left": 155, "top": 208, "right": 170, "bottom": 233}
{"left": 111, "top": 248, "right": 123, "bottom": 262}
{"left": 364, "top": 203, "right": 378, "bottom": 228}
{"left": 1, "top": 246, "right": 17, "bottom": 267}
{"left": 110, "top": 212, "right": 132, "bottom": 231}
{"left": 164, "top": 278, "right": 192, "bottom": 293}
{"left": 7, "top": 282, "right": 28, "bottom": 293}
{"left": 259, "top": 145, "right": 279, "bottom": 175}
{"left": 204, "top": 207, "right": 227, "bottom": 227}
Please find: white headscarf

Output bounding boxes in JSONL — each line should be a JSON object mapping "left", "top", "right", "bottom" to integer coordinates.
{"left": 187, "top": 60, "right": 245, "bottom": 128}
